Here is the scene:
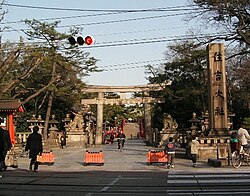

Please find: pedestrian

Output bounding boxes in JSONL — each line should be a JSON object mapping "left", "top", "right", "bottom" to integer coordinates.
{"left": 188, "top": 135, "right": 200, "bottom": 167}
{"left": 25, "top": 126, "right": 43, "bottom": 172}
{"left": 164, "top": 137, "right": 177, "bottom": 169}
{"left": 3, "top": 128, "right": 12, "bottom": 171}
{"left": 60, "top": 136, "right": 65, "bottom": 149}
{"left": 117, "top": 132, "right": 126, "bottom": 149}
{"left": 110, "top": 134, "right": 114, "bottom": 144}
{"left": 0, "top": 118, "right": 12, "bottom": 171}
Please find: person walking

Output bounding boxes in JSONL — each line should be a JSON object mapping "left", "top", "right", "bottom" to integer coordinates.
{"left": 110, "top": 134, "right": 114, "bottom": 144}
{"left": 117, "top": 132, "right": 126, "bottom": 150}
{"left": 3, "top": 129, "right": 12, "bottom": 171}
{"left": 25, "top": 126, "right": 43, "bottom": 172}
{"left": 0, "top": 118, "right": 12, "bottom": 171}
{"left": 188, "top": 135, "right": 200, "bottom": 167}
{"left": 60, "top": 135, "right": 65, "bottom": 149}
{"left": 164, "top": 137, "right": 177, "bottom": 169}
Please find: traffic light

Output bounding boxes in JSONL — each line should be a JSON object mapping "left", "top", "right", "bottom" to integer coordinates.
{"left": 84, "top": 36, "right": 94, "bottom": 45}
{"left": 68, "top": 36, "right": 94, "bottom": 46}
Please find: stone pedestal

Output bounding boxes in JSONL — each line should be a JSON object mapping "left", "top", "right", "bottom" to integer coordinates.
{"left": 198, "top": 136, "right": 230, "bottom": 166}
{"left": 67, "top": 131, "right": 88, "bottom": 147}
{"left": 159, "top": 130, "right": 176, "bottom": 146}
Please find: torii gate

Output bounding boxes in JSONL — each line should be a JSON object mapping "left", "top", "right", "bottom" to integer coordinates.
{"left": 81, "top": 83, "right": 171, "bottom": 145}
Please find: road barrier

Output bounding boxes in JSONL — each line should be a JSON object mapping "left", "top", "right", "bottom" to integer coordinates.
{"left": 36, "top": 151, "right": 55, "bottom": 165}
{"left": 147, "top": 150, "right": 167, "bottom": 165}
{"left": 84, "top": 150, "right": 104, "bottom": 166}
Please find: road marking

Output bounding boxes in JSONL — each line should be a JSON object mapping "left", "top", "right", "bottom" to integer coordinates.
{"left": 84, "top": 193, "right": 93, "bottom": 196}
{"left": 100, "top": 175, "right": 122, "bottom": 192}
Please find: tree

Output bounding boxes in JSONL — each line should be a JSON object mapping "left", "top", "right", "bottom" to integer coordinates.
{"left": 191, "top": 0, "right": 250, "bottom": 57}
{"left": 22, "top": 19, "right": 98, "bottom": 139}
{"left": 102, "top": 92, "right": 125, "bottom": 128}
{"left": 147, "top": 41, "right": 208, "bottom": 128}
{"left": 0, "top": 19, "right": 98, "bottom": 137}
{"left": 227, "top": 55, "right": 250, "bottom": 125}
{"left": 191, "top": 0, "right": 250, "bottom": 126}
{"left": 0, "top": 0, "right": 8, "bottom": 37}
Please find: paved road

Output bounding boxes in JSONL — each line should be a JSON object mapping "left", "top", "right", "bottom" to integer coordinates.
{"left": 1, "top": 139, "right": 250, "bottom": 195}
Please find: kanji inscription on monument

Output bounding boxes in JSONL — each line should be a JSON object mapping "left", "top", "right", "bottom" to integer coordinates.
{"left": 207, "top": 43, "right": 228, "bottom": 133}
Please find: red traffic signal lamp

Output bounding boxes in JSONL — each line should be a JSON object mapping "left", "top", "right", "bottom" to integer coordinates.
{"left": 68, "top": 36, "right": 94, "bottom": 46}
{"left": 85, "top": 36, "right": 94, "bottom": 45}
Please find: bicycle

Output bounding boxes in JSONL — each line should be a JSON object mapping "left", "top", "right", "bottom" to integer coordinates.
{"left": 231, "top": 146, "right": 250, "bottom": 168}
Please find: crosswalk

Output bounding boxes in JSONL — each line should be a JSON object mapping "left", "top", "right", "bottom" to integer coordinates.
{"left": 166, "top": 172, "right": 250, "bottom": 195}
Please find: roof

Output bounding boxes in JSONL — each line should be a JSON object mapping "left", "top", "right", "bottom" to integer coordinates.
{"left": 0, "top": 99, "right": 24, "bottom": 112}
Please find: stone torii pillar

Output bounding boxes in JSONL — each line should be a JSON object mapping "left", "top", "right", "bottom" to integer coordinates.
{"left": 96, "top": 92, "right": 104, "bottom": 145}
{"left": 143, "top": 91, "right": 152, "bottom": 144}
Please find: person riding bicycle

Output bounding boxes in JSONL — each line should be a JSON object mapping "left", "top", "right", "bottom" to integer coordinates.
{"left": 117, "top": 132, "right": 126, "bottom": 150}
{"left": 237, "top": 122, "right": 250, "bottom": 154}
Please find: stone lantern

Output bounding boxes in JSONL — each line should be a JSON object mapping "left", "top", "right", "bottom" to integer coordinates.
{"left": 27, "top": 114, "right": 44, "bottom": 135}
{"left": 62, "top": 114, "right": 71, "bottom": 146}
{"left": 37, "top": 115, "right": 45, "bottom": 135}
{"left": 63, "top": 114, "right": 71, "bottom": 130}
{"left": 48, "top": 115, "right": 59, "bottom": 142}
{"left": 189, "top": 112, "right": 201, "bottom": 137}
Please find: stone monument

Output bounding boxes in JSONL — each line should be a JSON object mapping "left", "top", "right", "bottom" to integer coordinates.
{"left": 197, "top": 43, "right": 231, "bottom": 165}
{"left": 66, "top": 104, "right": 92, "bottom": 147}
{"left": 159, "top": 113, "right": 178, "bottom": 145}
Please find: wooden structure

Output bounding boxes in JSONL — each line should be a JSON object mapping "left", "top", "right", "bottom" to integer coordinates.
{"left": 0, "top": 99, "right": 24, "bottom": 144}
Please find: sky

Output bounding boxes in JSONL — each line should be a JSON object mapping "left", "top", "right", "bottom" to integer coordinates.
{"left": 1, "top": 0, "right": 198, "bottom": 86}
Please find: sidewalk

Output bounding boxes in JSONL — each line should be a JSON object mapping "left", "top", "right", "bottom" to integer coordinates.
{"left": 10, "top": 139, "right": 250, "bottom": 174}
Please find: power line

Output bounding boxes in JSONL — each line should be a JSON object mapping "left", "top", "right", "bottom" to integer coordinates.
{"left": 2, "top": 32, "right": 230, "bottom": 48}
{"left": 93, "top": 26, "right": 190, "bottom": 37}
{"left": 66, "top": 12, "right": 195, "bottom": 27}
{"left": 1, "top": 12, "right": 124, "bottom": 25}
{"left": 103, "top": 64, "right": 152, "bottom": 72}
{"left": 98, "top": 59, "right": 164, "bottom": 68}
{"left": 101, "top": 63, "right": 163, "bottom": 72}
{"left": 1, "top": 24, "right": 199, "bottom": 43}
{"left": 3, "top": 3, "right": 201, "bottom": 12}
{"left": 78, "top": 33, "right": 233, "bottom": 49}
{"left": 0, "top": 4, "right": 205, "bottom": 26}
{"left": 1, "top": 11, "right": 201, "bottom": 33}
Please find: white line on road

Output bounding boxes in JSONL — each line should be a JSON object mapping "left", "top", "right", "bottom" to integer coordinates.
{"left": 100, "top": 175, "right": 122, "bottom": 192}
{"left": 84, "top": 193, "right": 93, "bottom": 196}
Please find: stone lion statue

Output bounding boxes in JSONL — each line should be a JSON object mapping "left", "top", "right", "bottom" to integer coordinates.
{"left": 163, "top": 113, "right": 178, "bottom": 132}
{"left": 70, "top": 104, "right": 92, "bottom": 131}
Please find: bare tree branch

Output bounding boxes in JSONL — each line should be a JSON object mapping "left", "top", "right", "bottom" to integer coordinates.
{"left": 0, "top": 49, "right": 21, "bottom": 77}
{"left": 21, "top": 75, "right": 60, "bottom": 105}
{"left": 1, "top": 57, "right": 43, "bottom": 93}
